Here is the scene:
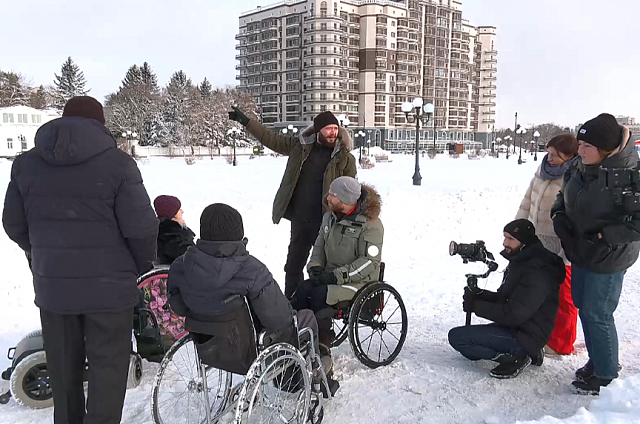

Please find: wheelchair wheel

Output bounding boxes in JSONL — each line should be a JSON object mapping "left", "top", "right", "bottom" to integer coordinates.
{"left": 347, "top": 282, "right": 408, "bottom": 369}
{"left": 9, "top": 351, "right": 53, "bottom": 409}
{"left": 234, "top": 343, "right": 311, "bottom": 424}
{"left": 151, "top": 334, "right": 232, "bottom": 424}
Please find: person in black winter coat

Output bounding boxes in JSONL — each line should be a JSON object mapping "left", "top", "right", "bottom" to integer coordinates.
{"left": 167, "top": 204, "right": 335, "bottom": 379}
{"left": 2, "top": 96, "right": 157, "bottom": 424}
{"left": 448, "top": 219, "right": 565, "bottom": 379}
{"left": 551, "top": 113, "right": 640, "bottom": 394}
{"left": 153, "top": 195, "right": 195, "bottom": 265}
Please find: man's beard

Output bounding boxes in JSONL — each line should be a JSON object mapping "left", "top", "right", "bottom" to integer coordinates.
{"left": 318, "top": 132, "right": 337, "bottom": 147}
{"left": 501, "top": 246, "right": 522, "bottom": 259}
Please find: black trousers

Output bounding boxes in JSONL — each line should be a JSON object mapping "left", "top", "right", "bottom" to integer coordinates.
{"left": 284, "top": 220, "right": 322, "bottom": 299}
{"left": 40, "top": 308, "right": 133, "bottom": 424}
{"left": 292, "top": 280, "right": 335, "bottom": 346}
{"left": 448, "top": 324, "right": 529, "bottom": 361}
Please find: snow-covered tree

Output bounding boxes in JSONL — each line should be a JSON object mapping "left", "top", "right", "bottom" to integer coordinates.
{"left": 140, "top": 62, "right": 159, "bottom": 90}
{"left": 52, "top": 57, "right": 89, "bottom": 109}
{"left": 0, "top": 71, "right": 30, "bottom": 107}
{"left": 29, "top": 85, "right": 49, "bottom": 109}
{"left": 162, "top": 70, "right": 195, "bottom": 150}
{"left": 198, "top": 77, "right": 212, "bottom": 97}
{"left": 121, "top": 65, "right": 142, "bottom": 90}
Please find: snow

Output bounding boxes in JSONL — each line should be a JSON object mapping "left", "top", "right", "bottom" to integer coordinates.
{"left": 1, "top": 153, "right": 640, "bottom": 423}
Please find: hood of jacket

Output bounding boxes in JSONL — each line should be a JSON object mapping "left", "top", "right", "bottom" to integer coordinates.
{"left": 299, "top": 124, "right": 354, "bottom": 153}
{"left": 34, "top": 117, "right": 116, "bottom": 166}
{"left": 181, "top": 240, "right": 249, "bottom": 289}
{"left": 356, "top": 184, "right": 381, "bottom": 220}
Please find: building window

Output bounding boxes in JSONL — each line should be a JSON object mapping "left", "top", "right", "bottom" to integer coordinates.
{"left": 7, "top": 138, "right": 13, "bottom": 149}
{"left": 17, "top": 114, "right": 28, "bottom": 123}
{"left": 3, "top": 113, "right": 14, "bottom": 123}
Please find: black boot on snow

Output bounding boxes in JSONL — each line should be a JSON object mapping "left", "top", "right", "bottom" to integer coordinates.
{"left": 489, "top": 355, "right": 532, "bottom": 379}
{"left": 531, "top": 347, "right": 545, "bottom": 367}
{"left": 572, "top": 375, "right": 612, "bottom": 395}
{"left": 575, "top": 360, "right": 622, "bottom": 382}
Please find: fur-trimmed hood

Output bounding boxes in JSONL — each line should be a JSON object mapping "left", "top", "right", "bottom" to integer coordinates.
{"left": 299, "top": 124, "right": 354, "bottom": 152}
{"left": 356, "top": 184, "right": 381, "bottom": 220}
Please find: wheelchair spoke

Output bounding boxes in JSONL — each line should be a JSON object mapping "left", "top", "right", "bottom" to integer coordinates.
{"left": 383, "top": 328, "right": 401, "bottom": 343}
{"left": 380, "top": 333, "right": 393, "bottom": 357}
{"left": 384, "top": 304, "right": 401, "bottom": 323}
{"left": 378, "top": 332, "right": 383, "bottom": 363}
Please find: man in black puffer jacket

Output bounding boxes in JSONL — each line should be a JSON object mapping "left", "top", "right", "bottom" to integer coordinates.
{"left": 449, "top": 219, "right": 565, "bottom": 379}
{"left": 2, "top": 97, "right": 157, "bottom": 424}
{"left": 168, "top": 203, "right": 337, "bottom": 386}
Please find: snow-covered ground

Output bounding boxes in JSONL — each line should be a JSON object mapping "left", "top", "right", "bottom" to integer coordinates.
{"left": 1, "top": 153, "right": 639, "bottom": 424}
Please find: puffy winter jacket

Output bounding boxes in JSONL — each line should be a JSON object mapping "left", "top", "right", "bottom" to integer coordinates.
{"left": 307, "top": 185, "right": 384, "bottom": 305}
{"left": 156, "top": 219, "right": 195, "bottom": 265}
{"left": 2, "top": 117, "right": 158, "bottom": 314}
{"left": 245, "top": 120, "right": 357, "bottom": 224}
{"left": 516, "top": 162, "right": 568, "bottom": 262}
{"left": 473, "top": 242, "right": 565, "bottom": 356}
{"left": 167, "top": 240, "right": 293, "bottom": 334}
{"left": 552, "top": 127, "right": 640, "bottom": 273}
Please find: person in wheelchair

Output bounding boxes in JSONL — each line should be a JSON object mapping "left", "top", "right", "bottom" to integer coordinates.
{"left": 153, "top": 195, "right": 196, "bottom": 265}
{"left": 167, "top": 203, "right": 336, "bottom": 385}
{"left": 293, "top": 176, "right": 384, "bottom": 347}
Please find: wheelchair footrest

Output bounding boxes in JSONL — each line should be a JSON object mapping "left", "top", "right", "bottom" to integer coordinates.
{"left": 320, "top": 378, "right": 340, "bottom": 398}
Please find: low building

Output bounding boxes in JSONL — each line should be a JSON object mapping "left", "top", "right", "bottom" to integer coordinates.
{"left": 0, "top": 106, "right": 60, "bottom": 157}
{"left": 615, "top": 115, "right": 640, "bottom": 144}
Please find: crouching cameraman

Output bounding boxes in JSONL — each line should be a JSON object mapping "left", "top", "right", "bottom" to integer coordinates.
{"left": 448, "top": 219, "right": 565, "bottom": 379}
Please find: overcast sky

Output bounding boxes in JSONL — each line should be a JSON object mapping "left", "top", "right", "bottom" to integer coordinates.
{"left": 3, "top": 0, "right": 639, "bottom": 128}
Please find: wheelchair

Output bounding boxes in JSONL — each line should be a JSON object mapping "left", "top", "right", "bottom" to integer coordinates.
{"left": 329, "top": 263, "right": 408, "bottom": 369}
{"left": 150, "top": 302, "right": 332, "bottom": 424}
{"left": 0, "top": 266, "right": 184, "bottom": 409}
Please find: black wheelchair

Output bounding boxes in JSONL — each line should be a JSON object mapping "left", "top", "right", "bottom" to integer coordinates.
{"left": 329, "top": 263, "right": 409, "bottom": 369}
{"left": 151, "top": 300, "right": 332, "bottom": 424}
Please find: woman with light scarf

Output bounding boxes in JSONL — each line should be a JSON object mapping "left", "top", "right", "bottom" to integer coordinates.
{"left": 516, "top": 134, "right": 579, "bottom": 355}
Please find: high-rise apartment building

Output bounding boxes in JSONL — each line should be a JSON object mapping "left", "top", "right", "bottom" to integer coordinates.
{"left": 236, "top": 0, "right": 497, "bottom": 149}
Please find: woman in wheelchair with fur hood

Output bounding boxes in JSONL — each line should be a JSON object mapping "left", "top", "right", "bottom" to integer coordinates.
{"left": 167, "top": 203, "right": 337, "bottom": 383}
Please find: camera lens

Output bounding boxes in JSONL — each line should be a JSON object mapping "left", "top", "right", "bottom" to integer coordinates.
{"left": 449, "top": 241, "right": 458, "bottom": 256}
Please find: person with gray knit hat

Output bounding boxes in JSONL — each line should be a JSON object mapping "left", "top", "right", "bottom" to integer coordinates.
{"left": 292, "top": 178, "right": 384, "bottom": 348}
{"left": 551, "top": 112, "right": 639, "bottom": 394}
{"left": 229, "top": 106, "right": 356, "bottom": 299}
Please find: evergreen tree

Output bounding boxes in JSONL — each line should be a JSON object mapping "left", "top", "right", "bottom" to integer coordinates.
{"left": 140, "top": 62, "right": 159, "bottom": 91}
{"left": 121, "top": 65, "right": 142, "bottom": 90}
{"left": 52, "top": 57, "right": 89, "bottom": 109}
{"left": 198, "top": 77, "right": 212, "bottom": 97}
{"left": 163, "top": 71, "right": 194, "bottom": 147}
{"left": 29, "top": 85, "right": 49, "bottom": 109}
{"left": 0, "top": 71, "right": 30, "bottom": 107}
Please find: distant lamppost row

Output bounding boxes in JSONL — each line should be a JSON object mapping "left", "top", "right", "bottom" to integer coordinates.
{"left": 504, "top": 135, "right": 512, "bottom": 159}
{"left": 402, "top": 98, "right": 434, "bottom": 186}
{"left": 517, "top": 127, "right": 527, "bottom": 165}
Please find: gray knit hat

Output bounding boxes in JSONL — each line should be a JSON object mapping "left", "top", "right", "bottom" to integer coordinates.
{"left": 329, "top": 176, "right": 361, "bottom": 205}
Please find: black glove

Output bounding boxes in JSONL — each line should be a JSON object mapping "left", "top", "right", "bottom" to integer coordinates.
{"left": 462, "top": 287, "right": 476, "bottom": 313}
{"left": 309, "top": 266, "right": 323, "bottom": 278}
{"left": 313, "top": 272, "right": 338, "bottom": 287}
{"left": 228, "top": 106, "right": 249, "bottom": 126}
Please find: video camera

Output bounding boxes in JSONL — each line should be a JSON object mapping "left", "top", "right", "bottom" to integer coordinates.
{"left": 598, "top": 163, "right": 640, "bottom": 214}
{"left": 449, "top": 240, "right": 499, "bottom": 325}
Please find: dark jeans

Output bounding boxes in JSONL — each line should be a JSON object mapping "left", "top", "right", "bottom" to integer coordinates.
{"left": 40, "top": 308, "right": 133, "bottom": 424}
{"left": 448, "top": 324, "right": 529, "bottom": 361}
{"left": 292, "top": 280, "right": 334, "bottom": 345}
{"left": 572, "top": 265, "right": 624, "bottom": 379}
{"left": 284, "top": 220, "right": 322, "bottom": 298}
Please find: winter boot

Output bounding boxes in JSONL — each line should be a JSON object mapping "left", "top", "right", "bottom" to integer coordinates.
{"left": 571, "top": 375, "right": 612, "bottom": 395}
{"left": 531, "top": 347, "right": 545, "bottom": 367}
{"left": 575, "top": 360, "right": 622, "bottom": 382}
{"left": 489, "top": 355, "right": 532, "bottom": 379}
{"left": 318, "top": 343, "right": 333, "bottom": 377}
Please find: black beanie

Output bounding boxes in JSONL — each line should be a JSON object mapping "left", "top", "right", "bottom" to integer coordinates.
{"left": 200, "top": 204, "right": 244, "bottom": 242}
{"left": 577, "top": 113, "right": 622, "bottom": 153}
{"left": 504, "top": 219, "right": 539, "bottom": 246}
{"left": 313, "top": 111, "right": 340, "bottom": 133}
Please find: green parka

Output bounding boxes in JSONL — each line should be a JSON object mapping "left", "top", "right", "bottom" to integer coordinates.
{"left": 307, "top": 185, "right": 384, "bottom": 305}
{"left": 246, "top": 120, "right": 357, "bottom": 224}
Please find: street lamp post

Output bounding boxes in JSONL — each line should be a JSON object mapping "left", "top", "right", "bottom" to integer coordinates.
{"left": 533, "top": 130, "right": 541, "bottom": 161}
{"left": 355, "top": 130, "right": 365, "bottom": 163}
{"left": 517, "top": 127, "right": 526, "bottom": 165}
{"left": 495, "top": 137, "right": 502, "bottom": 158}
{"left": 504, "top": 135, "right": 512, "bottom": 159}
{"left": 402, "top": 98, "right": 434, "bottom": 186}
{"left": 227, "top": 127, "right": 241, "bottom": 166}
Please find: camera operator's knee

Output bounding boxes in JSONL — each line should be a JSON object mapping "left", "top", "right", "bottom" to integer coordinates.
{"left": 448, "top": 326, "right": 467, "bottom": 350}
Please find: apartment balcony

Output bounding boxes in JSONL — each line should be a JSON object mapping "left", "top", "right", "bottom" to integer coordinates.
{"left": 483, "top": 76, "right": 497, "bottom": 81}
{"left": 235, "top": 33, "right": 246, "bottom": 40}
{"left": 482, "top": 119, "right": 496, "bottom": 124}
{"left": 480, "top": 83, "right": 497, "bottom": 89}
{"left": 484, "top": 58, "right": 498, "bottom": 64}
{"left": 305, "top": 14, "right": 344, "bottom": 22}
{"left": 484, "top": 49, "right": 498, "bottom": 55}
